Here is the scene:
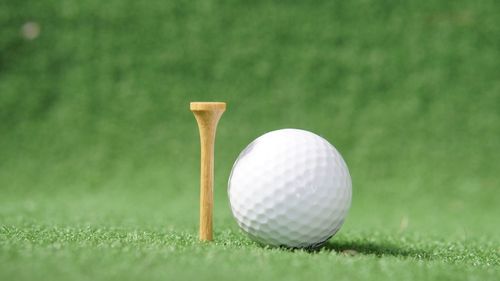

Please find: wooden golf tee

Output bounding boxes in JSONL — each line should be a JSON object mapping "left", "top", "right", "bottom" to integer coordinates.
{"left": 190, "top": 102, "right": 226, "bottom": 241}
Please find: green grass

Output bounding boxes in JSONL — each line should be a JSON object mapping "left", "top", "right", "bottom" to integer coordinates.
{"left": 1, "top": 225, "right": 497, "bottom": 280}
{"left": 1, "top": 0, "right": 499, "bottom": 280}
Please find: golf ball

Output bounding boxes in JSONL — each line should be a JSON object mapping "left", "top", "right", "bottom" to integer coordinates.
{"left": 228, "top": 129, "right": 352, "bottom": 248}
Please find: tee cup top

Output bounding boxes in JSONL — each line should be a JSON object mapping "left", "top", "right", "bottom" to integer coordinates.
{"left": 190, "top": 102, "right": 226, "bottom": 111}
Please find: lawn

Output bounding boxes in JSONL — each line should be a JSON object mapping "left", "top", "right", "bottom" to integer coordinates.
{"left": 1, "top": 0, "right": 499, "bottom": 280}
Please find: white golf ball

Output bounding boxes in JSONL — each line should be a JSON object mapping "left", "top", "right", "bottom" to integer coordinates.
{"left": 228, "top": 129, "right": 352, "bottom": 248}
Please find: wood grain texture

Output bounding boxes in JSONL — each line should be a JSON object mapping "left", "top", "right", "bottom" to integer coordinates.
{"left": 190, "top": 102, "right": 226, "bottom": 241}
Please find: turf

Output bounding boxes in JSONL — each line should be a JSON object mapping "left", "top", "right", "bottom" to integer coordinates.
{"left": 1, "top": 0, "right": 499, "bottom": 280}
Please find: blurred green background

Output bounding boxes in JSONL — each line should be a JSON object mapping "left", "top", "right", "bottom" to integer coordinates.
{"left": 1, "top": 0, "right": 499, "bottom": 280}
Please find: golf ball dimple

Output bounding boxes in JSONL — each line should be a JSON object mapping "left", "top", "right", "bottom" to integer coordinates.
{"left": 228, "top": 129, "right": 352, "bottom": 248}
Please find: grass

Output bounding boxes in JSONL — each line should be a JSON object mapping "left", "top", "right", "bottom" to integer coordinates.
{"left": 0, "top": 222, "right": 498, "bottom": 280}
{"left": 1, "top": 0, "right": 499, "bottom": 280}
{"left": 0, "top": 226, "right": 497, "bottom": 280}
{"left": 0, "top": 187, "right": 498, "bottom": 280}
